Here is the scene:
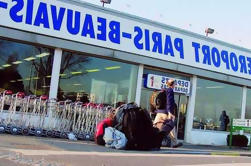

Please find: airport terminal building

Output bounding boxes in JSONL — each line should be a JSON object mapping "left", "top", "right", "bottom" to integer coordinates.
{"left": 1, "top": 0, "right": 251, "bottom": 145}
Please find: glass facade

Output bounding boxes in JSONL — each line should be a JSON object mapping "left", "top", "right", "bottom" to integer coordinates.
{"left": 245, "top": 88, "right": 251, "bottom": 119}
{"left": 193, "top": 78, "right": 242, "bottom": 131}
{"left": 0, "top": 39, "right": 53, "bottom": 95}
{"left": 58, "top": 51, "right": 138, "bottom": 106}
{"left": 1, "top": 37, "right": 250, "bottom": 138}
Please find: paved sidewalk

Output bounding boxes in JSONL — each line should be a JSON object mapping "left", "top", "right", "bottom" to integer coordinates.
{"left": 0, "top": 134, "right": 251, "bottom": 157}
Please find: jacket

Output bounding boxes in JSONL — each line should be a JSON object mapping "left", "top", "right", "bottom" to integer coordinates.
{"left": 156, "top": 87, "right": 175, "bottom": 115}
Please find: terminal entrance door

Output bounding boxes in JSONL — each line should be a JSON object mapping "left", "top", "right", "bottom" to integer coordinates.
{"left": 140, "top": 87, "right": 188, "bottom": 140}
{"left": 174, "top": 94, "right": 188, "bottom": 140}
{"left": 140, "top": 68, "right": 191, "bottom": 141}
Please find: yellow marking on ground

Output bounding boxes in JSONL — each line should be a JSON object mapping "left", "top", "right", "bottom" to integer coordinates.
{"left": 211, "top": 152, "right": 240, "bottom": 156}
{"left": 177, "top": 164, "right": 251, "bottom": 166}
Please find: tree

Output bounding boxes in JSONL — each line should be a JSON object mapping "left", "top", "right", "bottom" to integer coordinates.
{"left": 31, "top": 49, "right": 89, "bottom": 97}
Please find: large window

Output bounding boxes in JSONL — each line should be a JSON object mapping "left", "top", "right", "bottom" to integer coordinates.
{"left": 193, "top": 78, "right": 242, "bottom": 131}
{"left": 245, "top": 88, "right": 251, "bottom": 119}
{"left": 0, "top": 39, "right": 54, "bottom": 95}
{"left": 58, "top": 52, "right": 138, "bottom": 106}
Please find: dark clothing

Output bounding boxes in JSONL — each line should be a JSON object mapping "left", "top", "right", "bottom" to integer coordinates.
{"left": 219, "top": 113, "right": 229, "bottom": 131}
{"left": 156, "top": 88, "right": 175, "bottom": 115}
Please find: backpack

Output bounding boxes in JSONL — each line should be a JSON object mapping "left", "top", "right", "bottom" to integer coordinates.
{"left": 155, "top": 90, "right": 167, "bottom": 110}
{"left": 113, "top": 103, "right": 138, "bottom": 131}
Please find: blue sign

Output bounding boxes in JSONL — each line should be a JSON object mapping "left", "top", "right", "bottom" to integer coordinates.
{"left": 0, "top": 0, "right": 251, "bottom": 79}
{"left": 145, "top": 74, "right": 190, "bottom": 95}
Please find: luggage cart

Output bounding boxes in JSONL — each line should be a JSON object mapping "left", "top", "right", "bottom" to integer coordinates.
{"left": 8, "top": 92, "right": 26, "bottom": 135}
{"left": 58, "top": 100, "right": 72, "bottom": 138}
{"left": 0, "top": 90, "right": 13, "bottom": 133}
{"left": 5, "top": 92, "right": 23, "bottom": 135}
{"left": 20, "top": 95, "right": 36, "bottom": 136}
{"left": 34, "top": 95, "right": 48, "bottom": 137}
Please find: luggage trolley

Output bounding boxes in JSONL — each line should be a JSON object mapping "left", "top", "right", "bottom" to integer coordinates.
{"left": 20, "top": 95, "right": 36, "bottom": 135}
{"left": 70, "top": 102, "right": 83, "bottom": 139}
{"left": 43, "top": 98, "right": 57, "bottom": 137}
{"left": 0, "top": 91, "right": 10, "bottom": 133}
{"left": 8, "top": 92, "right": 26, "bottom": 135}
{"left": 0, "top": 90, "right": 13, "bottom": 133}
{"left": 34, "top": 95, "right": 48, "bottom": 137}
{"left": 49, "top": 99, "right": 70, "bottom": 138}
{"left": 58, "top": 100, "right": 73, "bottom": 138}
{"left": 4, "top": 92, "right": 25, "bottom": 135}
{"left": 25, "top": 96, "right": 41, "bottom": 136}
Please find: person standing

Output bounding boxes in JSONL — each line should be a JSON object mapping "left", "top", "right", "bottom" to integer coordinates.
{"left": 219, "top": 110, "right": 230, "bottom": 131}
{"left": 153, "top": 79, "right": 182, "bottom": 148}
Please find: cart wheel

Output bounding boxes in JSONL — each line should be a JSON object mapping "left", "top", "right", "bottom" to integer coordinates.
{"left": 54, "top": 131, "right": 61, "bottom": 138}
{"left": 60, "top": 132, "right": 68, "bottom": 139}
{"left": 6, "top": 124, "right": 11, "bottom": 133}
{"left": 0, "top": 125, "right": 6, "bottom": 134}
{"left": 77, "top": 133, "right": 85, "bottom": 140}
{"left": 89, "top": 134, "right": 94, "bottom": 141}
{"left": 85, "top": 134, "right": 90, "bottom": 141}
{"left": 51, "top": 130, "right": 56, "bottom": 137}
{"left": 10, "top": 126, "right": 19, "bottom": 135}
{"left": 46, "top": 130, "right": 53, "bottom": 137}
{"left": 21, "top": 128, "right": 29, "bottom": 136}
{"left": 35, "top": 129, "right": 43, "bottom": 137}
{"left": 28, "top": 128, "right": 36, "bottom": 135}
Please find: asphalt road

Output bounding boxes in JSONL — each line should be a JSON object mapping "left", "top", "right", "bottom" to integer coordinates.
{"left": 0, "top": 134, "right": 251, "bottom": 166}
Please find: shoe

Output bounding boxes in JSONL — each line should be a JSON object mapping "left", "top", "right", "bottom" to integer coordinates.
{"left": 172, "top": 142, "right": 183, "bottom": 148}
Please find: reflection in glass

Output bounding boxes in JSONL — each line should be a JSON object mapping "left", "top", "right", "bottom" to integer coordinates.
{"left": 0, "top": 39, "right": 53, "bottom": 95}
{"left": 193, "top": 78, "right": 242, "bottom": 131}
{"left": 58, "top": 52, "right": 138, "bottom": 106}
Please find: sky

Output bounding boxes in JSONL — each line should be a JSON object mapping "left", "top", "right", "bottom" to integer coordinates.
{"left": 80, "top": 0, "right": 251, "bottom": 49}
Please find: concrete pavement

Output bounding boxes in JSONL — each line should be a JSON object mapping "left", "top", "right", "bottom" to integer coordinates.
{"left": 1, "top": 134, "right": 251, "bottom": 156}
{"left": 0, "top": 134, "right": 251, "bottom": 166}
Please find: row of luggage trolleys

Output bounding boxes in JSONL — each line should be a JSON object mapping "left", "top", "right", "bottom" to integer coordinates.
{"left": 0, "top": 90, "right": 110, "bottom": 140}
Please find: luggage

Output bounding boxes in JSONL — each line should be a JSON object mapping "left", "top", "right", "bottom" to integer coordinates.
{"left": 103, "top": 127, "right": 127, "bottom": 149}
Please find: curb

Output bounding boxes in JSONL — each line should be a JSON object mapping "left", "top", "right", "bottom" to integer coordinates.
{"left": 159, "top": 149, "right": 251, "bottom": 157}
{"left": 210, "top": 151, "right": 251, "bottom": 157}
